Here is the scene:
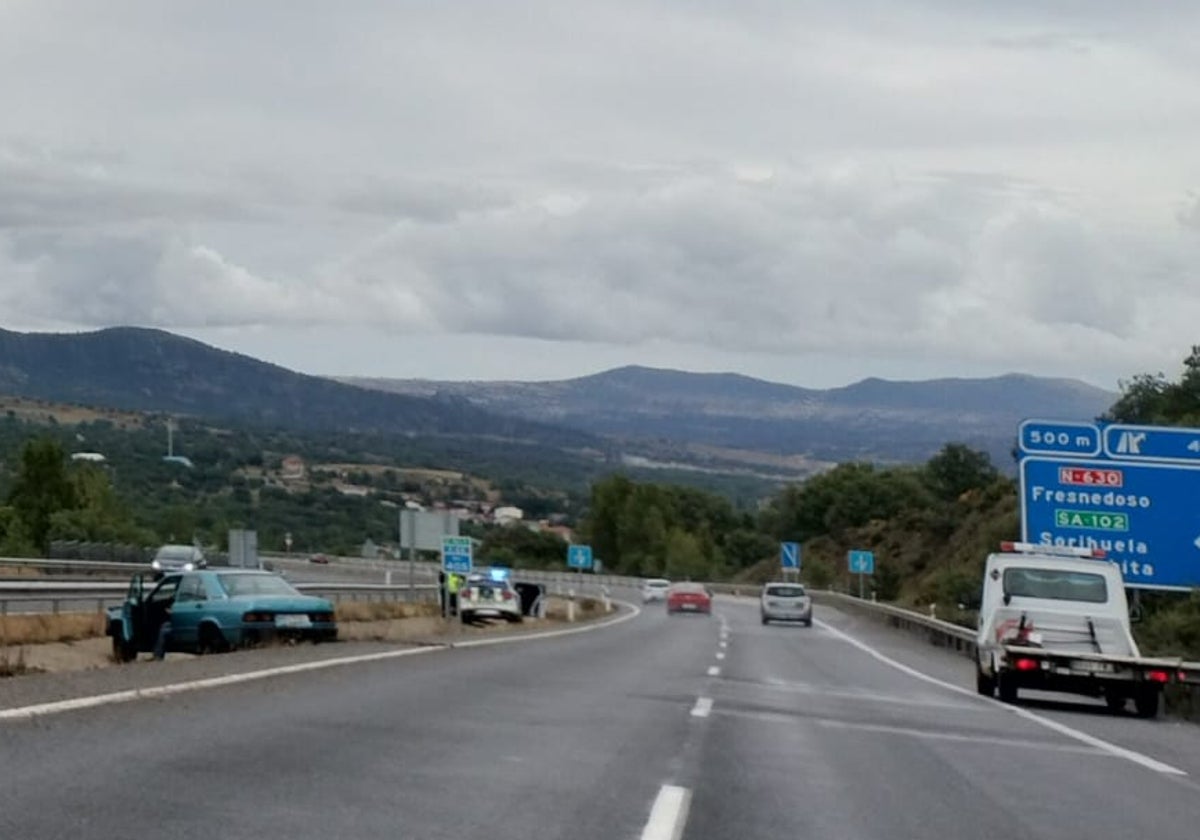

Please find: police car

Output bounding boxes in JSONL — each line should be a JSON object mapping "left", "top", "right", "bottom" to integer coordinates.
{"left": 459, "top": 568, "right": 524, "bottom": 624}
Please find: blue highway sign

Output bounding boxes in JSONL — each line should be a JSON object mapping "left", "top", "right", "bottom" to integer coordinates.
{"left": 1018, "top": 418, "right": 1200, "bottom": 590}
{"left": 441, "top": 536, "right": 473, "bottom": 574}
{"left": 1019, "top": 420, "right": 1102, "bottom": 458}
{"left": 781, "top": 542, "right": 801, "bottom": 570}
{"left": 1101, "top": 424, "right": 1200, "bottom": 464}
{"left": 848, "top": 550, "right": 875, "bottom": 575}
{"left": 567, "top": 544, "right": 594, "bottom": 570}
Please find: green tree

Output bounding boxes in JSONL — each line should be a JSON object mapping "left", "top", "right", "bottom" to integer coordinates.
{"left": 6, "top": 438, "right": 76, "bottom": 552}
{"left": 663, "top": 528, "right": 711, "bottom": 581}
{"left": 47, "top": 464, "right": 155, "bottom": 545}
{"left": 923, "top": 444, "right": 998, "bottom": 502}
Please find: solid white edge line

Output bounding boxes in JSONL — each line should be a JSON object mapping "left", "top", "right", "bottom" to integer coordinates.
{"left": 640, "top": 785, "right": 692, "bottom": 840}
{"left": 813, "top": 618, "right": 1187, "bottom": 777}
{"left": 0, "top": 646, "right": 441, "bottom": 722}
{"left": 690, "top": 696, "right": 714, "bottom": 718}
{"left": 707, "top": 665, "right": 720, "bottom": 677}
{"left": 1, "top": 601, "right": 642, "bottom": 723}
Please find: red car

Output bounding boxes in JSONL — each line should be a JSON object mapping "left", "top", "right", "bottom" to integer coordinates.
{"left": 666, "top": 582, "right": 712, "bottom": 615}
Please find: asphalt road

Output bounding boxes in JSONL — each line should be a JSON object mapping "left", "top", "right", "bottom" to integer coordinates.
{"left": 5, "top": 595, "right": 1200, "bottom": 839}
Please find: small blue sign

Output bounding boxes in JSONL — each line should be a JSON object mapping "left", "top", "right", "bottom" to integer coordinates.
{"left": 441, "top": 536, "right": 473, "bottom": 574}
{"left": 1018, "top": 419, "right": 1102, "bottom": 458}
{"left": 781, "top": 541, "right": 801, "bottom": 570}
{"left": 848, "top": 550, "right": 875, "bottom": 575}
{"left": 567, "top": 544, "right": 594, "bottom": 570}
{"left": 1101, "top": 424, "right": 1200, "bottom": 464}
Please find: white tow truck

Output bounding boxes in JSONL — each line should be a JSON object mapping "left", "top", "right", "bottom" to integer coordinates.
{"left": 975, "top": 542, "right": 1178, "bottom": 718}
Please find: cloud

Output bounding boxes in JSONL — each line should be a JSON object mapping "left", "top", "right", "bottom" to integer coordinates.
{"left": 1, "top": 1, "right": 1200, "bottom": 386}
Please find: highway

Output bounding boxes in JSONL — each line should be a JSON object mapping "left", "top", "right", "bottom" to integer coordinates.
{"left": 4, "top": 596, "right": 1200, "bottom": 838}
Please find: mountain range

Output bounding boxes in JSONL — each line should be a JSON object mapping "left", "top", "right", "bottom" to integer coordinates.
{"left": 344, "top": 366, "right": 1117, "bottom": 472}
{"left": 0, "top": 327, "right": 1117, "bottom": 478}
{"left": 0, "top": 327, "right": 594, "bottom": 449}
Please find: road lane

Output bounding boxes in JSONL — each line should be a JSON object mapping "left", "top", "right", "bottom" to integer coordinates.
{"left": 685, "top": 598, "right": 1200, "bottom": 839}
{"left": 815, "top": 597, "right": 1200, "bottom": 778}
{"left": 0, "top": 601, "right": 707, "bottom": 840}
{"left": 7, "top": 591, "right": 1200, "bottom": 839}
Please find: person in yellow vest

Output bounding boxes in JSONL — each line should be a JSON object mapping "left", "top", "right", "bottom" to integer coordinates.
{"left": 447, "top": 572, "right": 462, "bottom": 615}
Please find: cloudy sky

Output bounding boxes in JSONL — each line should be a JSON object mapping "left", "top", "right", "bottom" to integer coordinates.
{"left": 2, "top": 1, "right": 1199, "bottom": 389}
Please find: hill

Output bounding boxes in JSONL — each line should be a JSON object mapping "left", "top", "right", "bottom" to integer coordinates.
{"left": 343, "top": 366, "right": 1116, "bottom": 470}
{"left": 0, "top": 327, "right": 595, "bottom": 449}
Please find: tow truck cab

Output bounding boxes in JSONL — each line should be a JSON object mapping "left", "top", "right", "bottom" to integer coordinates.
{"left": 975, "top": 542, "right": 1170, "bottom": 718}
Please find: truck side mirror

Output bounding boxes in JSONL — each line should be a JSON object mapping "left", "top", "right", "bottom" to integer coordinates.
{"left": 1129, "top": 603, "right": 1144, "bottom": 624}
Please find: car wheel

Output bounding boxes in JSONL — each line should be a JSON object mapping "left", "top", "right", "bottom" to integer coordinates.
{"left": 997, "top": 673, "right": 1018, "bottom": 704}
{"left": 111, "top": 633, "right": 137, "bottom": 663}
{"left": 198, "top": 624, "right": 229, "bottom": 655}
{"left": 803, "top": 618, "right": 813, "bottom": 627}
{"left": 761, "top": 615, "right": 768, "bottom": 625}
{"left": 975, "top": 667, "right": 995, "bottom": 697}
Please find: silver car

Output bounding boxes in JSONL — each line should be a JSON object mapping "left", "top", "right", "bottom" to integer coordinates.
{"left": 760, "top": 582, "right": 812, "bottom": 626}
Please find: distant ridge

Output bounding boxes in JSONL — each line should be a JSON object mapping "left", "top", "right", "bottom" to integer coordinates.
{"left": 0, "top": 327, "right": 594, "bottom": 447}
{"left": 343, "top": 365, "right": 1116, "bottom": 468}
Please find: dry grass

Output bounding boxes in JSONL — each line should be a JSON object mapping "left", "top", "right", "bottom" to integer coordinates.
{"left": 543, "top": 596, "right": 607, "bottom": 621}
{"left": 1, "top": 566, "right": 44, "bottom": 578}
{"left": 334, "top": 600, "right": 441, "bottom": 622}
{"left": 0, "top": 646, "right": 38, "bottom": 677}
{"left": 1, "top": 612, "right": 106, "bottom": 646}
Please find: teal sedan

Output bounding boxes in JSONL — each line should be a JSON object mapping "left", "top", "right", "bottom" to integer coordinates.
{"left": 108, "top": 569, "right": 338, "bottom": 661}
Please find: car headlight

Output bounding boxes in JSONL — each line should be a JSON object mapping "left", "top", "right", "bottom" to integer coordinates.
{"left": 151, "top": 559, "right": 162, "bottom": 570}
{"left": 183, "top": 563, "right": 195, "bottom": 571}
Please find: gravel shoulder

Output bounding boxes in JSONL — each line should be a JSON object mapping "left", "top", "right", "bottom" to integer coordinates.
{"left": 0, "top": 599, "right": 622, "bottom": 712}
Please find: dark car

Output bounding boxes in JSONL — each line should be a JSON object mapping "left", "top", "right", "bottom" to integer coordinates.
{"left": 151, "top": 544, "right": 207, "bottom": 576}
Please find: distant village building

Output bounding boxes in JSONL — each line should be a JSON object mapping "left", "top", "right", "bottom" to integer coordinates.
{"left": 493, "top": 506, "right": 525, "bottom": 526}
{"left": 540, "top": 523, "right": 574, "bottom": 543}
{"left": 70, "top": 452, "right": 107, "bottom": 463}
{"left": 280, "top": 455, "right": 306, "bottom": 481}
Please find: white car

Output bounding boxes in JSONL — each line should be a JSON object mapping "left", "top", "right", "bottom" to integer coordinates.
{"left": 459, "top": 573, "right": 523, "bottom": 623}
{"left": 760, "top": 582, "right": 812, "bottom": 626}
{"left": 641, "top": 578, "right": 671, "bottom": 603}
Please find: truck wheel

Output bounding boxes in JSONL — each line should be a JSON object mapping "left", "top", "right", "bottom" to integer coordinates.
{"left": 975, "top": 667, "right": 995, "bottom": 697}
{"left": 997, "top": 674, "right": 1018, "bottom": 704}
{"left": 1134, "top": 687, "right": 1160, "bottom": 719}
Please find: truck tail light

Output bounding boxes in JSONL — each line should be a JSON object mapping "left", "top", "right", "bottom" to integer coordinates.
{"left": 1147, "top": 670, "right": 1170, "bottom": 683}
{"left": 1013, "top": 657, "right": 1040, "bottom": 672}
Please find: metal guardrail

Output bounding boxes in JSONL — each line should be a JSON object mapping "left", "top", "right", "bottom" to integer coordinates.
{"left": 0, "top": 556, "right": 642, "bottom": 615}
{"left": 0, "top": 581, "right": 441, "bottom": 615}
